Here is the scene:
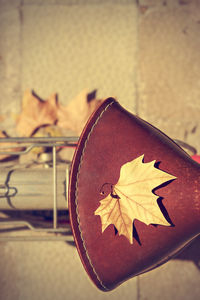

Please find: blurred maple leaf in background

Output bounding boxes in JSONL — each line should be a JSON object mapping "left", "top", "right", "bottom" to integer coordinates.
{"left": 0, "top": 88, "right": 102, "bottom": 161}
{"left": 16, "top": 90, "right": 58, "bottom": 137}
{"left": 57, "top": 89, "right": 102, "bottom": 135}
{"left": 16, "top": 89, "right": 102, "bottom": 137}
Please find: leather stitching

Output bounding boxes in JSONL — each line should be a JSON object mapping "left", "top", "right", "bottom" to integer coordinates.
{"left": 75, "top": 101, "right": 114, "bottom": 291}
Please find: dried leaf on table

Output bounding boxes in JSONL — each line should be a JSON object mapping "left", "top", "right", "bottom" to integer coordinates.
{"left": 57, "top": 89, "right": 103, "bottom": 135}
{"left": 16, "top": 90, "right": 58, "bottom": 137}
{"left": 95, "top": 155, "right": 176, "bottom": 244}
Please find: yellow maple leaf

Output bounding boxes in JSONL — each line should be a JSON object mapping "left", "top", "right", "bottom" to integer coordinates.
{"left": 95, "top": 155, "right": 176, "bottom": 244}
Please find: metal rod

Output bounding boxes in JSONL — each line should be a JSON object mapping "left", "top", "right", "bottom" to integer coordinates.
{"left": 0, "top": 143, "right": 76, "bottom": 156}
{"left": 0, "top": 236, "right": 72, "bottom": 242}
{"left": 53, "top": 146, "right": 57, "bottom": 229}
{"left": 0, "top": 168, "right": 67, "bottom": 210}
{"left": 0, "top": 137, "right": 79, "bottom": 143}
{"left": 0, "top": 220, "right": 70, "bottom": 233}
{"left": 0, "top": 142, "right": 77, "bottom": 156}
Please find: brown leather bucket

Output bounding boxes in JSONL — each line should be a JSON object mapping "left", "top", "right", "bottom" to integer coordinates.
{"left": 68, "top": 98, "right": 200, "bottom": 291}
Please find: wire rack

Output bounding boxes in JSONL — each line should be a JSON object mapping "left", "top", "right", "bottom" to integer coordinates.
{"left": 0, "top": 136, "right": 78, "bottom": 242}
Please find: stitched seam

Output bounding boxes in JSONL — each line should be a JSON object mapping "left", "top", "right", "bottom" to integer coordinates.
{"left": 75, "top": 101, "right": 114, "bottom": 291}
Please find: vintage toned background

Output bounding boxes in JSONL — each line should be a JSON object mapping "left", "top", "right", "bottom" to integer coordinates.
{"left": 0, "top": 0, "right": 200, "bottom": 299}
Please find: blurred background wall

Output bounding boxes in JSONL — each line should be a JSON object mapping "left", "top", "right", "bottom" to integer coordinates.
{"left": 0, "top": 0, "right": 200, "bottom": 300}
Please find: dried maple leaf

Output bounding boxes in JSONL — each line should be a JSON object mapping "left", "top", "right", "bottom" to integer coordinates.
{"left": 57, "top": 89, "right": 103, "bottom": 135}
{"left": 16, "top": 90, "right": 58, "bottom": 136}
{"left": 95, "top": 155, "right": 176, "bottom": 244}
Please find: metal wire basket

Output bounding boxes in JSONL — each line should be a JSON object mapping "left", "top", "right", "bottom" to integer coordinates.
{"left": 0, "top": 136, "right": 78, "bottom": 242}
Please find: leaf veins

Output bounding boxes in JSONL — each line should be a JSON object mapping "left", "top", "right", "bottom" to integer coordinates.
{"left": 95, "top": 155, "right": 176, "bottom": 244}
